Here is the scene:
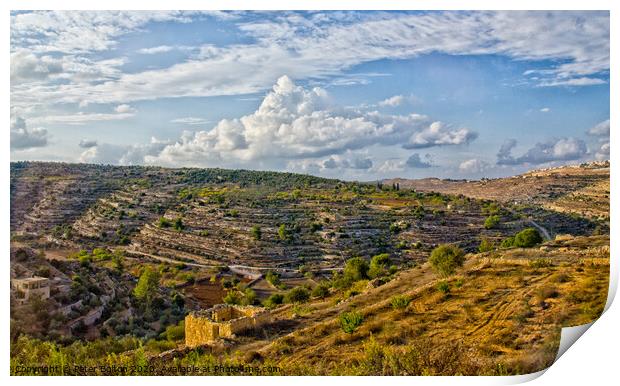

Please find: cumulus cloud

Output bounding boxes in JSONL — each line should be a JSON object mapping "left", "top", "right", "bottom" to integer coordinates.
{"left": 403, "top": 122, "right": 477, "bottom": 149}
{"left": 378, "top": 95, "right": 404, "bottom": 107}
{"left": 10, "top": 116, "right": 49, "bottom": 150}
{"left": 289, "top": 153, "right": 373, "bottom": 173}
{"left": 145, "top": 76, "right": 475, "bottom": 167}
{"left": 10, "top": 49, "right": 63, "bottom": 83}
{"left": 78, "top": 139, "right": 98, "bottom": 148}
{"left": 405, "top": 153, "right": 433, "bottom": 168}
{"left": 496, "top": 137, "right": 587, "bottom": 165}
{"left": 595, "top": 142, "right": 610, "bottom": 160}
{"left": 540, "top": 107, "right": 550, "bottom": 113}
{"left": 459, "top": 158, "right": 490, "bottom": 174}
{"left": 587, "top": 119, "right": 610, "bottom": 137}
{"left": 79, "top": 137, "right": 172, "bottom": 165}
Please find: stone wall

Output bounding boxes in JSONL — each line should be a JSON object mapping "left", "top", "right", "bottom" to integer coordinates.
{"left": 185, "top": 304, "right": 270, "bottom": 347}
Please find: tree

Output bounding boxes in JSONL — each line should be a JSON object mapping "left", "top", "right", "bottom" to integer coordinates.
{"left": 223, "top": 291, "right": 241, "bottom": 305}
{"left": 513, "top": 228, "right": 543, "bottom": 248}
{"left": 265, "top": 270, "right": 281, "bottom": 286}
{"left": 133, "top": 268, "right": 161, "bottom": 308}
{"left": 428, "top": 244, "right": 465, "bottom": 277}
{"left": 484, "top": 215, "right": 500, "bottom": 229}
{"left": 251, "top": 225, "right": 262, "bottom": 240}
{"left": 284, "top": 286, "right": 310, "bottom": 304}
{"left": 344, "top": 257, "right": 369, "bottom": 282}
{"left": 263, "top": 293, "right": 284, "bottom": 309}
{"left": 311, "top": 282, "right": 330, "bottom": 299}
{"left": 369, "top": 253, "right": 391, "bottom": 278}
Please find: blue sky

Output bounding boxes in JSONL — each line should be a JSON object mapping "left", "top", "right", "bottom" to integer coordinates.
{"left": 10, "top": 10, "right": 610, "bottom": 180}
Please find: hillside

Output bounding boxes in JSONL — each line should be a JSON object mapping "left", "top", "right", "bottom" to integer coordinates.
{"left": 9, "top": 161, "right": 610, "bottom": 376}
{"left": 385, "top": 161, "right": 609, "bottom": 221}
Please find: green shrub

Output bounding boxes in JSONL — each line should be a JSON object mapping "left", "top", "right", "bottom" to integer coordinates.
{"left": 514, "top": 228, "right": 543, "bottom": 248}
{"left": 223, "top": 291, "right": 241, "bottom": 305}
{"left": 339, "top": 311, "right": 363, "bottom": 334}
{"left": 478, "top": 237, "right": 495, "bottom": 253}
{"left": 157, "top": 217, "right": 171, "bottom": 228}
{"left": 500, "top": 236, "right": 515, "bottom": 248}
{"left": 344, "top": 257, "right": 369, "bottom": 282}
{"left": 284, "top": 286, "right": 310, "bottom": 304}
{"left": 390, "top": 295, "right": 411, "bottom": 310}
{"left": 369, "top": 253, "right": 391, "bottom": 278}
{"left": 263, "top": 293, "right": 284, "bottom": 309}
{"left": 173, "top": 217, "right": 184, "bottom": 231}
{"left": 265, "top": 270, "right": 281, "bottom": 286}
{"left": 312, "top": 282, "right": 330, "bottom": 299}
{"left": 428, "top": 244, "right": 465, "bottom": 277}
{"left": 250, "top": 225, "right": 261, "bottom": 240}
{"left": 484, "top": 215, "right": 500, "bottom": 229}
{"left": 437, "top": 281, "right": 451, "bottom": 294}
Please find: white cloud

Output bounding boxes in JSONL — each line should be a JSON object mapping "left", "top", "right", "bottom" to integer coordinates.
{"left": 79, "top": 137, "right": 172, "bottom": 165}
{"left": 11, "top": 11, "right": 194, "bottom": 54}
{"left": 496, "top": 137, "right": 587, "bottom": 165}
{"left": 587, "top": 119, "right": 610, "bottom": 137}
{"left": 145, "top": 76, "right": 475, "bottom": 167}
{"left": 10, "top": 11, "right": 609, "bottom": 107}
{"left": 540, "top": 107, "right": 551, "bottom": 113}
{"left": 459, "top": 158, "right": 490, "bottom": 174}
{"left": 114, "top": 104, "right": 137, "bottom": 114}
{"left": 170, "top": 117, "right": 211, "bottom": 125}
{"left": 404, "top": 121, "right": 477, "bottom": 149}
{"left": 10, "top": 116, "right": 49, "bottom": 150}
{"left": 31, "top": 111, "right": 135, "bottom": 125}
{"left": 137, "top": 45, "right": 174, "bottom": 54}
{"left": 595, "top": 142, "right": 610, "bottom": 160}
{"left": 378, "top": 95, "right": 404, "bottom": 107}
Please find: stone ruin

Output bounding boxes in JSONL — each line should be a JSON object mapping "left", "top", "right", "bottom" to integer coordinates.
{"left": 185, "top": 304, "right": 271, "bottom": 347}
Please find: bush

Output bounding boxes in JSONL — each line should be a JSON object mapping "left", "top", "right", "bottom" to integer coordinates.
{"left": 368, "top": 254, "right": 391, "bottom": 278}
{"left": 284, "top": 286, "right": 310, "bottom": 304}
{"left": 390, "top": 295, "right": 411, "bottom": 310}
{"left": 173, "top": 217, "right": 184, "bottom": 231}
{"left": 339, "top": 311, "right": 363, "bottom": 334}
{"left": 263, "top": 293, "right": 284, "bottom": 309}
{"left": 250, "top": 225, "right": 261, "bottom": 240}
{"left": 312, "top": 282, "right": 330, "bottom": 299}
{"left": 513, "top": 228, "right": 543, "bottom": 248}
{"left": 157, "top": 217, "right": 171, "bottom": 228}
{"left": 344, "top": 257, "right": 369, "bottom": 282}
{"left": 478, "top": 237, "right": 495, "bottom": 253}
{"left": 436, "top": 281, "right": 450, "bottom": 294}
{"left": 223, "top": 291, "right": 241, "bottom": 305}
{"left": 242, "top": 288, "right": 258, "bottom": 305}
{"left": 484, "top": 215, "right": 500, "bottom": 229}
{"left": 500, "top": 236, "right": 515, "bottom": 248}
{"left": 265, "top": 271, "right": 281, "bottom": 287}
{"left": 278, "top": 224, "right": 291, "bottom": 241}
{"left": 428, "top": 245, "right": 465, "bottom": 277}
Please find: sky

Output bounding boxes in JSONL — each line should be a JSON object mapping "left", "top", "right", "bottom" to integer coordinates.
{"left": 10, "top": 10, "right": 610, "bottom": 181}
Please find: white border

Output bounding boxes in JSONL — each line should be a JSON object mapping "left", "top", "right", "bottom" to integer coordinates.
{"left": 2, "top": 2, "right": 617, "bottom": 386}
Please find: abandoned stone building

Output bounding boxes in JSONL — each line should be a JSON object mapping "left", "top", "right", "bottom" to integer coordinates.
{"left": 11, "top": 276, "right": 50, "bottom": 304}
{"left": 185, "top": 304, "right": 271, "bottom": 347}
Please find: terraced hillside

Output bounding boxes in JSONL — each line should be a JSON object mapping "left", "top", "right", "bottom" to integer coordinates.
{"left": 385, "top": 161, "right": 609, "bottom": 221}
{"left": 10, "top": 161, "right": 610, "bottom": 376}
